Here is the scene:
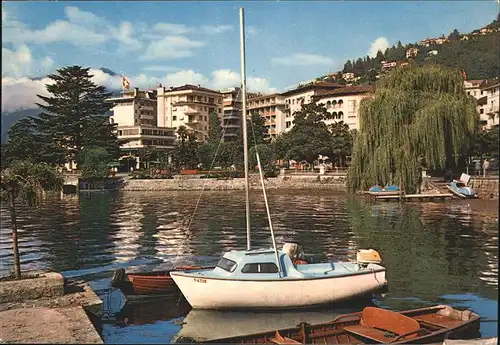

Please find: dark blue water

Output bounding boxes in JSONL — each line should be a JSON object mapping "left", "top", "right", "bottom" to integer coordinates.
{"left": 0, "top": 191, "right": 497, "bottom": 343}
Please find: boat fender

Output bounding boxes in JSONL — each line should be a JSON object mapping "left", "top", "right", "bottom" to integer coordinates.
{"left": 110, "top": 268, "right": 126, "bottom": 289}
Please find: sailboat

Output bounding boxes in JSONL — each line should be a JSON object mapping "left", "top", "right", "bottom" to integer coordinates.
{"left": 170, "top": 8, "right": 387, "bottom": 310}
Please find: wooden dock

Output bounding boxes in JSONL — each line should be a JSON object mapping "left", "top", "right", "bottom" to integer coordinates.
{"left": 375, "top": 193, "right": 454, "bottom": 202}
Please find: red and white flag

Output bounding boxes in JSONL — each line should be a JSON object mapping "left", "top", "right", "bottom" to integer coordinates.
{"left": 121, "top": 75, "right": 130, "bottom": 89}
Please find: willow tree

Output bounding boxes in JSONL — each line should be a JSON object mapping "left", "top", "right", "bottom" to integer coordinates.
{"left": 347, "top": 65, "right": 477, "bottom": 193}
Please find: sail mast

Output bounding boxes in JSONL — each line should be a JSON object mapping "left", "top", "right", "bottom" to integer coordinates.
{"left": 240, "top": 8, "right": 251, "bottom": 251}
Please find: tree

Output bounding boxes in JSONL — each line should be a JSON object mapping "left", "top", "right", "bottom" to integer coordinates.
{"left": 208, "top": 112, "right": 223, "bottom": 147}
{"left": 329, "top": 121, "right": 353, "bottom": 167}
{"left": 33, "top": 65, "right": 119, "bottom": 165}
{"left": 4, "top": 118, "right": 42, "bottom": 165}
{"left": 172, "top": 126, "right": 199, "bottom": 169}
{"left": 136, "top": 146, "right": 157, "bottom": 170}
{"left": 230, "top": 112, "right": 268, "bottom": 168}
{"left": 0, "top": 161, "right": 63, "bottom": 279}
{"left": 448, "top": 29, "right": 460, "bottom": 41}
{"left": 79, "top": 147, "right": 111, "bottom": 178}
{"left": 347, "top": 65, "right": 477, "bottom": 193}
{"left": 473, "top": 126, "right": 499, "bottom": 158}
{"left": 198, "top": 143, "right": 214, "bottom": 169}
{"left": 276, "top": 103, "right": 332, "bottom": 164}
{"left": 249, "top": 144, "right": 275, "bottom": 170}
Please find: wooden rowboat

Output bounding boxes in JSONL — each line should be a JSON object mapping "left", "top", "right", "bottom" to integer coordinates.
{"left": 191, "top": 305, "right": 480, "bottom": 344}
{"left": 111, "top": 266, "right": 214, "bottom": 297}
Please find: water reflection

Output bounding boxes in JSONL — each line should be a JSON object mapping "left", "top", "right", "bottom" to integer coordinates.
{"left": 0, "top": 190, "right": 497, "bottom": 342}
{"left": 176, "top": 297, "right": 373, "bottom": 342}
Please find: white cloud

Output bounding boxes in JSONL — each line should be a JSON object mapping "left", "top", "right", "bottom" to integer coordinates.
{"left": 247, "top": 77, "right": 276, "bottom": 94}
{"left": 111, "top": 21, "right": 142, "bottom": 51}
{"left": 368, "top": 37, "right": 390, "bottom": 58}
{"left": 2, "top": 45, "right": 54, "bottom": 78}
{"left": 141, "top": 36, "right": 205, "bottom": 60}
{"left": 153, "top": 22, "right": 193, "bottom": 35}
{"left": 1, "top": 67, "right": 277, "bottom": 112}
{"left": 164, "top": 69, "right": 209, "bottom": 87}
{"left": 271, "top": 53, "right": 334, "bottom": 66}
{"left": 141, "top": 65, "right": 180, "bottom": 73}
{"left": 2, "top": 6, "right": 141, "bottom": 49}
{"left": 211, "top": 69, "right": 241, "bottom": 90}
{"left": 201, "top": 25, "right": 233, "bottom": 35}
{"left": 1, "top": 77, "right": 53, "bottom": 112}
{"left": 247, "top": 26, "right": 260, "bottom": 37}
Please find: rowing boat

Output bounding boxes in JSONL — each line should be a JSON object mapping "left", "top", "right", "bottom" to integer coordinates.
{"left": 190, "top": 305, "right": 479, "bottom": 344}
{"left": 111, "top": 266, "right": 214, "bottom": 297}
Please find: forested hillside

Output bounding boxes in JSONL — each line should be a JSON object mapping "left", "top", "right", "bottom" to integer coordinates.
{"left": 321, "top": 14, "right": 499, "bottom": 84}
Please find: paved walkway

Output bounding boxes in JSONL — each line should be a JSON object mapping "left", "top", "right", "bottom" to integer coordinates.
{"left": 0, "top": 306, "right": 103, "bottom": 344}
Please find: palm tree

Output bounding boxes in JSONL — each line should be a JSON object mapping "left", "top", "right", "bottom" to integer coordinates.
{"left": 1, "top": 161, "right": 63, "bottom": 279}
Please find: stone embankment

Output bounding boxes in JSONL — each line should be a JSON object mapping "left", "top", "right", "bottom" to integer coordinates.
{"left": 122, "top": 175, "right": 347, "bottom": 191}
{"left": 469, "top": 177, "right": 499, "bottom": 200}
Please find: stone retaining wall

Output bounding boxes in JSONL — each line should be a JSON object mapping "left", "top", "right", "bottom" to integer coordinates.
{"left": 469, "top": 177, "right": 499, "bottom": 200}
{"left": 122, "top": 175, "right": 347, "bottom": 191}
{"left": 0, "top": 272, "right": 64, "bottom": 304}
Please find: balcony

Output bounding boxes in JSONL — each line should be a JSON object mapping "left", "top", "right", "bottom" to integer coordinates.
{"left": 140, "top": 114, "right": 155, "bottom": 120}
{"left": 223, "top": 123, "right": 240, "bottom": 128}
{"left": 186, "top": 120, "right": 202, "bottom": 127}
{"left": 139, "top": 106, "right": 154, "bottom": 111}
{"left": 174, "top": 99, "right": 217, "bottom": 107}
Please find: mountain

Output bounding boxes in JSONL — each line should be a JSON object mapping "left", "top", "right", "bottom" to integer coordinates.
{"left": 1, "top": 108, "right": 40, "bottom": 143}
{"left": 1, "top": 67, "right": 119, "bottom": 143}
{"left": 99, "top": 67, "right": 118, "bottom": 76}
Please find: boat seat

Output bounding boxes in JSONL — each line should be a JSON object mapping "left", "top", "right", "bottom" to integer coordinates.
{"left": 269, "top": 331, "right": 301, "bottom": 344}
{"left": 343, "top": 325, "right": 397, "bottom": 343}
{"left": 344, "top": 307, "right": 421, "bottom": 342}
{"left": 413, "top": 313, "right": 465, "bottom": 329}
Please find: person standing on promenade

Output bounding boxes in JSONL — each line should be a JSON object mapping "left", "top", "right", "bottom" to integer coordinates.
{"left": 483, "top": 159, "right": 490, "bottom": 177}
{"left": 475, "top": 160, "right": 481, "bottom": 176}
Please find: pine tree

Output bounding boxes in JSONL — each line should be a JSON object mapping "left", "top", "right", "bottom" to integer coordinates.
{"left": 34, "top": 65, "right": 119, "bottom": 165}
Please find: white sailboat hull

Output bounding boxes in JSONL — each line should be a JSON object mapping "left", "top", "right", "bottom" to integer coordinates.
{"left": 170, "top": 269, "right": 386, "bottom": 309}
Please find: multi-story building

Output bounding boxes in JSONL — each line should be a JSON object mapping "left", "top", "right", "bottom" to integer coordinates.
{"left": 106, "top": 88, "right": 176, "bottom": 170}
{"left": 108, "top": 87, "right": 158, "bottom": 127}
{"left": 247, "top": 93, "right": 286, "bottom": 138}
{"left": 313, "top": 85, "right": 373, "bottom": 131}
{"left": 157, "top": 84, "right": 223, "bottom": 141}
{"left": 464, "top": 78, "right": 499, "bottom": 130}
{"left": 220, "top": 87, "right": 243, "bottom": 141}
{"left": 405, "top": 47, "right": 418, "bottom": 59}
{"left": 280, "top": 81, "right": 342, "bottom": 132}
{"left": 477, "top": 79, "right": 499, "bottom": 129}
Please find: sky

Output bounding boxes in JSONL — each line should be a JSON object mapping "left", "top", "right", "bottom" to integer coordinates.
{"left": 1, "top": 1, "right": 498, "bottom": 112}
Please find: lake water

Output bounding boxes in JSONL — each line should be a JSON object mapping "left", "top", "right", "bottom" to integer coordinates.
{"left": 0, "top": 190, "right": 497, "bottom": 343}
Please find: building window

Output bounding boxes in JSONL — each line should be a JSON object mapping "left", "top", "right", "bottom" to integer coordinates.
{"left": 480, "top": 109, "right": 484, "bottom": 114}
{"left": 173, "top": 116, "right": 177, "bottom": 121}
{"left": 339, "top": 111, "right": 344, "bottom": 119}
{"left": 204, "top": 116, "right": 207, "bottom": 121}
{"left": 326, "top": 101, "right": 332, "bottom": 108}
{"left": 338, "top": 99, "right": 344, "bottom": 107}
{"left": 286, "top": 121, "right": 291, "bottom": 128}
{"left": 218, "top": 108, "right": 222, "bottom": 113}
